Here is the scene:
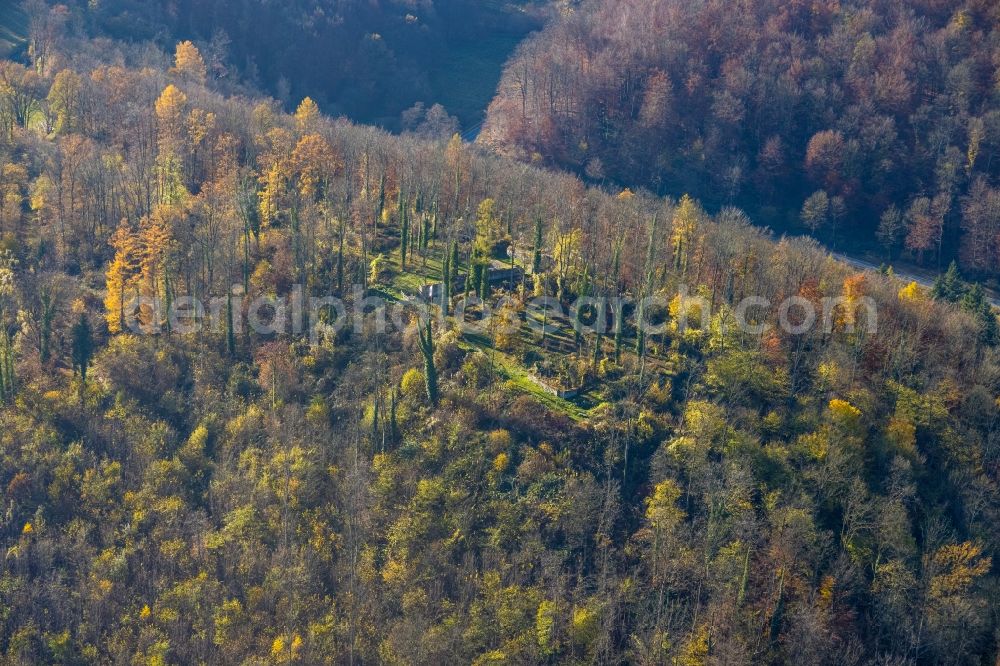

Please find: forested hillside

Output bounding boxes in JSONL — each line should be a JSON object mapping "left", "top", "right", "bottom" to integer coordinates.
{"left": 0, "top": 35, "right": 997, "bottom": 664}
{"left": 481, "top": 0, "right": 1000, "bottom": 279}
{"left": 23, "top": 0, "right": 552, "bottom": 129}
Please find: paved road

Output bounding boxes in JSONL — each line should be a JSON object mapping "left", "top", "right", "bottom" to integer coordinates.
{"left": 831, "top": 252, "right": 1000, "bottom": 309}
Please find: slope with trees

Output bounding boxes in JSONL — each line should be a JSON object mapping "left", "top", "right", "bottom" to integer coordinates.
{"left": 481, "top": 0, "right": 1000, "bottom": 278}
{"left": 25, "top": 0, "right": 553, "bottom": 130}
{"left": 0, "top": 33, "right": 996, "bottom": 665}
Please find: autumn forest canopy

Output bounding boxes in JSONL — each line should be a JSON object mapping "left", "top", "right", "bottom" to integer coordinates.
{"left": 28, "top": 0, "right": 551, "bottom": 130}
{"left": 0, "top": 1, "right": 997, "bottom": 665}
{"left": 482, "top": 0, "right": 1000, "bottom": 279}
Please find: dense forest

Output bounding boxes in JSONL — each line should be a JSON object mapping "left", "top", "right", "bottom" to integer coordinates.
{"left": 20, "top": 0, "right": 553, "bottom": 129}
{"left": 0, "top": 27, "right": 997, "bottom": 664}
{"left": 481, "top": 0, "right": 1000, "bottom": 279}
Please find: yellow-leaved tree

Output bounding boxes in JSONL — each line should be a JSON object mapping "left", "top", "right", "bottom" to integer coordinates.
{"left": 290, "top": 134, "right": 340, "bottom": 202}
{"left": 172, "top": 41, "right": 207, "bottom": 84}
{"left": 138, "top": 207, "right": 176, "bottom": 330}
{"left": 257, "top": 128, "right": 293, "bottom": 227}
{"left": 259, "top": 161, "right": 286, "bottom": 228}
{"left": 104, "top": 221, "right": 140, "bottom": 334}
{"left": 553, "top": 228, "right": 582, "bottom": 302}
{"left": 294, "top": 97, "right": 319, "bottom": 133}
{"left": 898, "top": 281, "right": 922, "bottom": 302}
{"left": 671, "top": 194, "right": 701, "bottom": 275}
{"left": 47, "top": 69, "right": 82, "bottom": 135}
{"left": 154, "top": 84, "right": 189, "bottom": 204}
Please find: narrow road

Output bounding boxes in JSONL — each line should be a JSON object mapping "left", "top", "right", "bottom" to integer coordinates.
{"left": 461, "top": 121, "right": 484, "bottom": 143}
{"left": 831, "top": 252, "right": 1000, "bottom": 309}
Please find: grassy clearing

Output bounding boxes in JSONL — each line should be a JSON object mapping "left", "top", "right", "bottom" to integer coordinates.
{"left": 385, "top": 258, "right": 662, "bottom": 422}
{"left": 388, "top": 252, "right": 445, "bottom": 294}
{"left": 456, "top": 335, "right": 592, "bottom": 422}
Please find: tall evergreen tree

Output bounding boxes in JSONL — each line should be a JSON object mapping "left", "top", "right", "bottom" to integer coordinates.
{"left": 932, "top": 261, "right": 964, "bottom": 303}
{"left": 71, "top": 312, "right": 93, "bottom": 393}
{"left": 532, "top": 217, "right": 543, "bottom": 276}
{"left": 441, "top": 250, "right": 452, "bottom": 316}
{"left": 400, "top": 197, "right": 410, "bottom": 269}
{"left": 961, "top": 283, "right": 998, "bottom": 346}
{"left": 0, "top": 330, "right": 13, "bottom": 403}
{"left": 416, "top": 319, "right": 439, "bottom": 408}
